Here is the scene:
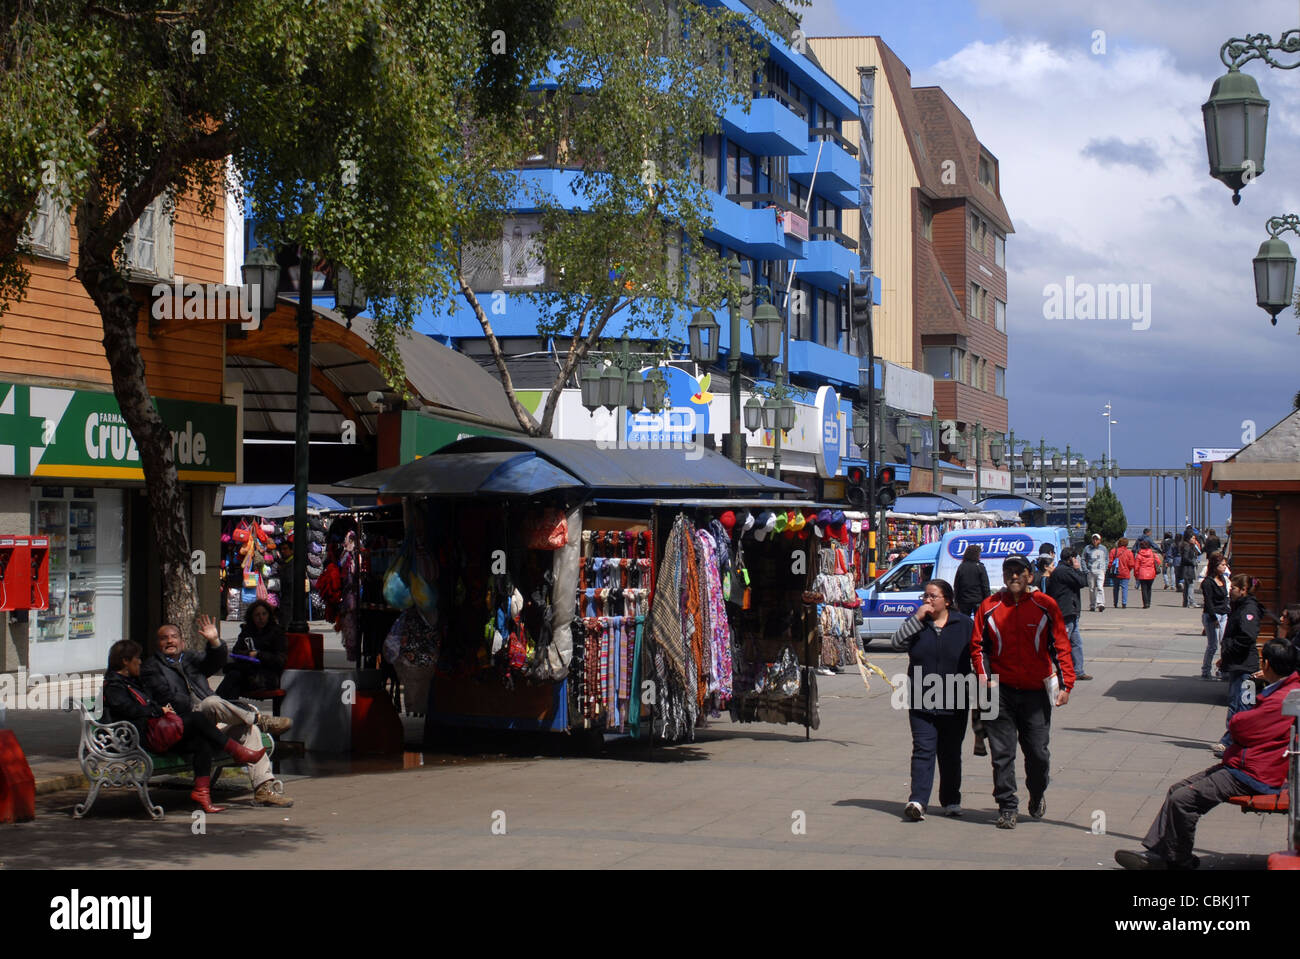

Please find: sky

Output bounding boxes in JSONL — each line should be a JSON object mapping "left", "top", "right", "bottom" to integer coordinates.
{"left": 800, "top": 0, "right": 1300, "bottom": 531}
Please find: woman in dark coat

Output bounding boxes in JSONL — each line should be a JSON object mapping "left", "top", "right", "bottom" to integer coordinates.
{"left": 215, "top": 599, "right": 289, "bottom": 700}
{"left": 890, "top": 579, "right": 974, "bottom": 820}
{"left": 952, "top": 544, "right": 990, "bottom": 616}
{"left": 1213, "top": 574, "right": 1262, "bottom": 755}
{"left": 102, "top": 639, "right": 265, "bottom": 813}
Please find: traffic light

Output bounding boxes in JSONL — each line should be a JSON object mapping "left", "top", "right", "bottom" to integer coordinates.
{"left": 876, "top": 465, "right": 896, "bottom": 508}
{"left": 846, "top": 465, "right": 869, "bottom": 508}
{"left": 850, "top": 278, "right": 872, "bottom": 330}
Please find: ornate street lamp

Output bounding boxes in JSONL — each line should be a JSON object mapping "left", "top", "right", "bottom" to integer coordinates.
{"left": 1020, "top": 446, "right": 1033, "bottom": 470}
{"left": 989, "top": 433, "right": 1004, "bottom": 466}
{"left": 909, "top": 427, "right": 923, "bottom": 457}
{"left": 335, "top": 265, "right": 367, "bottom": 327}
{"left": 751, "top": 302, "right": 782, "bottom": 364}
{"left": 852, "top": 414, "right": 870, "bottom": 449}
{"left": 1253, "top": 217, "right": 1299, "bottom": 324}
{"left": 744, "top": 395, "right": 764, "bottom": 432}
{"left": 1203, "top": 63, "right": 1270, "bottom": 205}
{"left": 688, "top": 307, "right": 720, "bottom": 365}
{"left": 579, "top": 359, "right": 602, "bottom": 412}
{"left": 241, "top": 246, "right": 280, "bottom": 319}
{"left": 644, "top": 367, "right": 668, "bottom": 412}
{"left": 599, "top": 360, "right": 623, "bottom": 411}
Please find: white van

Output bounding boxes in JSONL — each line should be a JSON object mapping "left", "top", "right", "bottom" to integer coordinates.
{"left": 858, "top": 526, "right": 1069, "bottom": 649}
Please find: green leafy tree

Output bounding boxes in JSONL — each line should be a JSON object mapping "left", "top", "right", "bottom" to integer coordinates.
{"left": 451, "top": 0, "right": 799, "bottom": 435}
{"left": 0, "top": 0, "right": 561, "bottom": 640}
{"left": 1085, "top": 485, "right": 1127, "bottom": 543}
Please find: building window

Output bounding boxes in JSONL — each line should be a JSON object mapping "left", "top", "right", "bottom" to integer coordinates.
{"left": 995, "top": 365, "right": 1006, "bottom": 397}
{"left": 979, "top": 154, "right": 995, "bottom": 192}
{"left": 919, "top": 200, "right": 932, "bottom": 241}
{"left": 994, "top": 233, "right": 1005, "bottom": 268}
{"left": 968, "top": 354, "right": 980, "bottom": 388}
{"left": 924, "top": 346, "right": 962, "bottom": 380}
{"left": 995, "top": 298, "right": 1006, "bottom": 332}
{"left": 124, "top": 196, "right": 174, "bottom": 279}
{"left": 23, "top": 189, "right": 71, "bottom": 261}
{"left": 968, "top": 282, "right": 984, "bottom": 320}
{"left": 698, "top": 135, "right": 720, "bottom": 192}
{"left": 969, "top": 212, "right": 980, "bottom": 252}
{"left": 792, "top": 279, "right": 812, "bottom": 340}
{"left": 462, "top": 215, "right": 546, "bottom": 291}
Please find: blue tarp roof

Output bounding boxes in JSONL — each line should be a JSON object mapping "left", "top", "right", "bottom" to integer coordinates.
{"left": 890, "top": 491, "right": 976, "bottom": 514}
{"left": 220, "top": 485, "right": 347, "bottom": 517}
{"left": 338, "top": 437, "right": 801, "bottom": 498}
{"left": 975, "top": 495, "right": 1049, "bottom": 513}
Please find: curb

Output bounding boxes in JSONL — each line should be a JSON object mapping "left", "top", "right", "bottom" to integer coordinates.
{"left": 34, "top": 773, "right": 88, "bottom": 795}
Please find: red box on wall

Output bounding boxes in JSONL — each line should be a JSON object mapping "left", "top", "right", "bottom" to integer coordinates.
{"left": 0, "top": 536, "right": 31, "bottom": 612}
{"left": 22, "top": 536, "right": 50, "bottom": 611}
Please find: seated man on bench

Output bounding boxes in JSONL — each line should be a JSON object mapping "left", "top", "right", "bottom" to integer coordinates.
{"left": 141, "top": 615, "right": 294, "bottom": 808}
{"left": 1115, "top": 639, "right": 1299, "bottom": 870}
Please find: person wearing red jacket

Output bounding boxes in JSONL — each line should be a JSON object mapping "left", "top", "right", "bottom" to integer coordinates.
{"left": 1108, "top": 538, "right": 1135, "bottom": 609}
{"left": 971, "top": 555, "right": 1075, "bottom": 829}
{"left": 1116, "top": 639, "right": 1299, "bottom": 870}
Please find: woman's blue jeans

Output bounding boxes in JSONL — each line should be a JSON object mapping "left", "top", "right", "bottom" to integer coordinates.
{"left": 1111, "top": 576, "right": 1129, "bottom": 607}
{"left": 1201, "top": 612, "right": 1226, "bottom": 678}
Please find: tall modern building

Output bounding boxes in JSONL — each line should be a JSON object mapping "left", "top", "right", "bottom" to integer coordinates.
{"left": 812, "top": 36, "right": 1013, "bottom": 496}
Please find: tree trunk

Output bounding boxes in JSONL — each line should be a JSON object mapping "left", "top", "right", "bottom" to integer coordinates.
{"left": 75, "top": 235, "right": 200, "bottom": 650}
{"left": 457, "top": 274, "right": 545, "bottom": 435}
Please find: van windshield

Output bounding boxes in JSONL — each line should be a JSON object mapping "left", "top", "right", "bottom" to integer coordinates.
{"left": 879, "top": 562, "right": 934, "bottom": 593}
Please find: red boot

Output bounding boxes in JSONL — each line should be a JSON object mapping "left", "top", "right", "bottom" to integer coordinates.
{"left": 190, "top": 776, "right": 226, "bottom": 813}
{"left": 223, "top": 737, "right": 266, "bottom": 765}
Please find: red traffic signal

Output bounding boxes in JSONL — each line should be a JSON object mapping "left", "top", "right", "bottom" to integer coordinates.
{"left": 847, "top": 465, "right": 867, "bottom": 486}
{"left": 878, "top": 466, "right": 895, "bottom": 486}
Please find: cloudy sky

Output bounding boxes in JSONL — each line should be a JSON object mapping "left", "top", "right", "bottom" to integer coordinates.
{"left": 802, "top": 0, "right": 1300, "bottom": 530}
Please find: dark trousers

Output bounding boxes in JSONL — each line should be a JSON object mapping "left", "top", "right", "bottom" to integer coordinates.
{"left": 958, "top": 601, "right": 980, "bottom": 617}
{"left": 983, "top": 684, "right": 1052, "bottom": 811}
{"left": 175, "top": 711, "right": 228, "bottom": 779}
{"left": 1138, "top": 578, "right": 1154, "bottom": 607}
{"left": 908, "top": 710, "right": 967, "bottom": 808}
{"left": 1142, "top": 765, "right": 1257, "bottom": 863}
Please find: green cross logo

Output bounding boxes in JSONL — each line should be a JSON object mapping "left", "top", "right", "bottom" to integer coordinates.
{"left": 0, "top": 385, "right": 50, "bottom": 475}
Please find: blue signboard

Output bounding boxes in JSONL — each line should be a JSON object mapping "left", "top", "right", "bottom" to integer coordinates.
{"left": 625, "top": 366, "right": 711, "bottom": 445}
{"left": 944, "top": 532, "right": 1035, "bottom": 560}
{"left": 871, "top": 599, "right": 921, "bottom": 616}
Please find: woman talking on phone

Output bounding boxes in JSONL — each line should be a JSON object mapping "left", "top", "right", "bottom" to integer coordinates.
{"left": 890, "top": 579, "right": 974, "bottom": 821}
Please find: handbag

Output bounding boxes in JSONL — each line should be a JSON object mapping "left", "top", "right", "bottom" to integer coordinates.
{"left": 523, "top": 508, "right": 568, "bottom": 550}
{"left": 232, "top": 519, "right": 251, "bottom": 544}
{"left": 146, "top": 711, "right": 185, "bottom": 752}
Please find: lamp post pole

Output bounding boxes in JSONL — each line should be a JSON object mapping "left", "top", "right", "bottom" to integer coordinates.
{"left": 930, "top": 407, "right": 939, "bottom": 494}
{"left": 1065, "top": 445, "right": 1072, "bottom": 531}
{"left": 1039, "top": 438, "right": 1047, "bottom": 502}
{"left": 1008, "top": 428, "right": 1016, "bottom": 495}
{"left": 973, "top": 422, "right": 983, "bottom": 501}
{"left": 289, "top": 243, "right": 313, "bottom": 634}
{"left": 728, "top": 260, "right": 743, "bottom": 466}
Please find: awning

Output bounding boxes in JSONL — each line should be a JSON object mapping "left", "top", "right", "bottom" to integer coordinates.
{"left": 975, "top": 495, "right": 1049, "bottom": 514}
{"left": 219, "top": 484, "right": 347, "bottom": 517}
{"left": 337, "top": 436, "right": 801, "bottom": 498}
{"left": 339, "top": 451, "right": 583, "bottom": 497}
{"left": 890, "top": 491, "right": 976, "bottom": 515}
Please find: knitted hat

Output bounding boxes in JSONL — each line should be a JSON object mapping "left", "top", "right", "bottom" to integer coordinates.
{"left": 773, "top": 511, "right": 789, "bottom": 535}
{"left": 718, "top": 510, "right": 736, "bottom": 534}
{"left": 739, "top": 510, "right": 755, "bottom": 533}
{"left": 753, "top": 511, "right": 777, "bottom": 541}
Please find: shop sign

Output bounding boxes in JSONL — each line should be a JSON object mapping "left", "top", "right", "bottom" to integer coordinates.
{"left": 812, "top": 386, "right": 842, "bottom": 479}
{"left": 944, "top": 531, "right": 1034, "bottom": 560}
{"left": 0, "top": 382, "right": 236, "bottom": 482}
{"left": 625, "top": 366, "right": 710, "bottom": 445}
{"left": 1192, "top": 448, "right": 1238, "bottom": 464}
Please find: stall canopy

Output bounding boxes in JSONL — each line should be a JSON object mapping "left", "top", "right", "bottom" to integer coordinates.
{"left": 974, "top": 495, "right": 1048, "bottom": 516}
{"left": 337, "top": 436, "right": 801, "bottom": 498}
{"left": 219, "top": 484, "right": 347, "bottom": 517}
{"left": 889, "top": 491, "right": 975, "bottom": 515}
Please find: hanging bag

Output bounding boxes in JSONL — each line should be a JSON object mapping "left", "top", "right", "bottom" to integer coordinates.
{"left": 146, "top": 711, "right": 185, "bottom": 752}
{"left": 523, "top": 508, "right": 568, "bottom": 550}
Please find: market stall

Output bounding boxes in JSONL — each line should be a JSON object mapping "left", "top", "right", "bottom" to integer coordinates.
{"left": 337, "top": 436, "right": 860, "bottom": 744}
{"left": 881, "top": 492, "right": 999, "bottom": 564}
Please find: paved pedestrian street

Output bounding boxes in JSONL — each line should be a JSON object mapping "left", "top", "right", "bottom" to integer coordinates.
{"left": 2, "top": 588, "right": 1284, "bottom": 871}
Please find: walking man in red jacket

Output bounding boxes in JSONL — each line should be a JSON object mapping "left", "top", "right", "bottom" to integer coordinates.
{"left": 1115, "top": 639, "right": 1299, "bottom": 869}
{"left": 971, "top": 555, "right": 1075, "bottom": 829}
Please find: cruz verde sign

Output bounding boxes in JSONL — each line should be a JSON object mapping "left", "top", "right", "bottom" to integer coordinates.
{"left": 0, "top": 382, "right": 236, "bottom": 482}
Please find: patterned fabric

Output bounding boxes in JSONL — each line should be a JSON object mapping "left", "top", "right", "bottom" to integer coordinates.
{"left": 647, "top": 516, "right": 695, "bottom": 740}
{"left": 682, "top": 526, "right": 705, "bottom": 712}
{"left": 696, "top": 529, "right": 733, "bottom": 706}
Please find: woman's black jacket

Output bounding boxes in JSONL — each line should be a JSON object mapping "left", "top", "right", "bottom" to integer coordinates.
{"left": 890, "top": 611, "right": 974, "bottom": 715}
{"left": 953, "top": 560, "right": 990, "bottom": 609}
{"left": 101, "top": 671, "right": 162, "bottom": 742}
{"left": 1221, "top": 595, "right": 1261, "bottom": 676}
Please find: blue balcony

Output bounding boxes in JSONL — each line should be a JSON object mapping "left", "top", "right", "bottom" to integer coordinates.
{"left": 705, "top": 193, "right": 803, "bottom": 260}
{"left": 790, "top": 138, "right": 858, "bottom": 198}
{"left": 510, "top": 168, "right": 592, "bottom": 211}
{"left": 787, "top": 339, "right": 860, "bottom": 387}
{"left": 798, "top": 235, "right": 857, "bottom": 286}
{"left": 721, "top": 97, "right": 808, "bottom": 156}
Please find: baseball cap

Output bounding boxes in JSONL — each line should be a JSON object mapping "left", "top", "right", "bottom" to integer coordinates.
{"left": 1002, "top": 555, "right": 1033, "bottom": 575}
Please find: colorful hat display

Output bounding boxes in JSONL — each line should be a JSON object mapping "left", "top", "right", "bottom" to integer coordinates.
{"left": 739, "top": 510, "right": 755, "bottom": 533}
{"left": 718, "top": 510, "right": 736, "bottom": 534}
{"left": 753, "top": 511, "right": 777, "bottom": 541}
{"left": 773, "top": 511, "right": 789, "bottom": 535}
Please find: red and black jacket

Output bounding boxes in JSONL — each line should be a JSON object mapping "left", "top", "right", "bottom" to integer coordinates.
{"left": 971, "top": 588, "right": 1076, "bottom": 692}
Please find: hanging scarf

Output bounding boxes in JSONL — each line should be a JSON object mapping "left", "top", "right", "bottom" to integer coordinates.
{"left": 680, "top": 522, "right": 705, "bottom": 712}
{"left": 695, "top": 529, "right": 733, "bottom": 704}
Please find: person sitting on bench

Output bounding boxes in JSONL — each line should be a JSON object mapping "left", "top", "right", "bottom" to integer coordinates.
{"left": 102, "top": 639, "right": 266, "bottom": 814}
{"left": 141, "top": 615, "right": 294, "bottom": 808}
{"left": 1115, "top": 639, "right": 1299, "bottom": 870}
{"left": 216, "top": 599, "right": 288, "bottom": 702}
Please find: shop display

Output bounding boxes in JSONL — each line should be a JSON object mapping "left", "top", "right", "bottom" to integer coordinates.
{"left": 30, "top": 490, "right": 124, "bottom": 647}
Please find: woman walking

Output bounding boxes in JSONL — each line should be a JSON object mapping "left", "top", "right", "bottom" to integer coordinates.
{"left": 1133, "top": 539, "right": 1161, "bottom": 608}
{"left": 1161, "top": 532, "right": 1178, "bottom": 590}
{"left": 1199, "top": 552, "right": 1229, "bottom": 680}
{"left": 1108, "top": 538, "right": 1135, "bottom": 610}
{"left": 953, "top": 544, "right": 990, "bottom": 616}
{"left": 890, "top": 580, "right": 973, "bottom": 820}
{"left": 1179, "top": 532, "right": 1200, "bottom": 608}
{"left": 1212, "top": 574, "right": 1262, "bottom": 756}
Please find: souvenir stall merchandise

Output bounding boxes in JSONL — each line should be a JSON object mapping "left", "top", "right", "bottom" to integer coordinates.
{"left": 809, "top": 509, "right": 862, "bottom": 671}
{"left": 219, "top": 511, "right": 333, "bottom": 622}
{"left": 883, "top": 511, "right": 998, "bottom": 563}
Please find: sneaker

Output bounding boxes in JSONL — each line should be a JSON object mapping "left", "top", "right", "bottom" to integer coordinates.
{"left": 1098, "top": 606, "right": 1104, "bottom": 613}
{"left": 252, "top": 781, "right": 294, "bottom": 807}
{"left": 942, "top": 804, "right": 962, "bottom": 817}
{"left": 1076, "top": 674, "right": 1094, "bottom": 681}
{"left": 257, "top": 714, "right": 293, "bottom": 736}
{"left": 995, "top": 809, "right": 1017, "bottom": 829}
{"left": 1211, "top": 742, "right": 1226, "bottom": 757}
{"left": 1029, "top": 795, "right": 1046, "bottom": 818}
{"left": 904, "top": 801, "right": 925, "bottom": 821}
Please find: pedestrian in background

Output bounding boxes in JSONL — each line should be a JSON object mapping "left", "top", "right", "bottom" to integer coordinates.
{"left": 953, "top": 543, "right": 990, "bottom": 616}
{"left": 1133, "top": 539, "right": 1161, "bottom": 609}
{"left": 1161, "top": 532, "right": 1178, "bottom": 591}
{"left": 1047, "top": 547, "right": 1092, "bottom": 681}
{"left": 1281, "top": 605, "right": 1300, "bottom": 657}
{"left": 1108, "top": 537, "right": 1135, "bottom": 610}
{"left": 1212, "top": 574, "right": 1262, "bottom": 757}
{"left": 1083, "top": 534, "right": 1107, "bottom": 612}
{"left": 1179, "top": 531, "right": 1201, "bottom": 608}
{"left": 890, "top": 580, "right": 973, "bottom": 821}
{"left": 1200, "top": 552, "right": 1229, "bottom": 681}
{"left": 1203, "top": 528, "right": 1222, "bottom": 557}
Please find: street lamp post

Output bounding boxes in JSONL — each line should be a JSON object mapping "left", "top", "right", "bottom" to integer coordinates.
{"left": 930, "top": 408, "right": 940, "bottom": 494}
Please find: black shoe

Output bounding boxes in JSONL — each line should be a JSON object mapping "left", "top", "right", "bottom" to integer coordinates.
{"left": 1115, "top": 849, "right": 1167, "bottom": 870}
{"left": 1029, "top": 795, "right": 1046, "bottom": 818}
{"left": 973, "top": 738, "right": 987, "bottom": 757}
{"left": 1076, "top": 673, "right": 1094, "bottom": 680}
{"left": 996, "top": 809, "right": 1017, "bottom": 829}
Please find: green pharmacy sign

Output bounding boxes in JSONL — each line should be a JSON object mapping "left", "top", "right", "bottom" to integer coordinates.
{"left": 0, "top": 382, "right": 236, "bottom": 482}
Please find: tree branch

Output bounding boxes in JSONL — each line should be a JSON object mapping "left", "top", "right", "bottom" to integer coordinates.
{"left": 456, "top": 272, "right": 542, "bottom": 435}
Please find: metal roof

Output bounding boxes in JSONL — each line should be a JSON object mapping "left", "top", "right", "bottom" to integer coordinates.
{"left": 338, "top": 450, "right": 582, "bottom": 497}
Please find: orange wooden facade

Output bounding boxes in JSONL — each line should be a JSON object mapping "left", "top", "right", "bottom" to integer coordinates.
{"left": 0, "top": 191, "right": 226, "bottom": 403}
